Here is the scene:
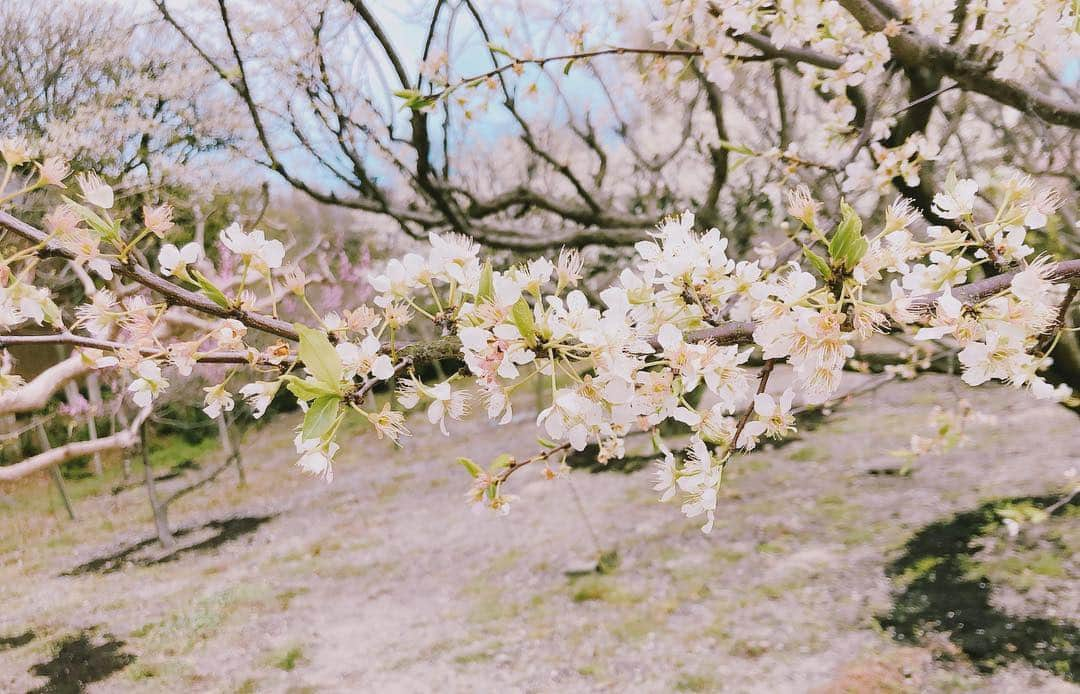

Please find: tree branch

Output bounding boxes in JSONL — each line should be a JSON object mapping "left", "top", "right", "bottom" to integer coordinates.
{"left": 0, "top": 354, "right": 91, "bottom": 415}
{"left": 0, "top": 209, "right": 298, "bottom": 340}
{"left": 837, "top": 0, "right": 1080, "bottom": 129}
{"left": 0, "top": 407, "right": 150, "bottom": 482}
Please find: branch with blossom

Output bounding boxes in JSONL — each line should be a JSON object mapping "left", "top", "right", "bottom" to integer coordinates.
{"left": 148, "top": 0, "right": 1080, "bottom": 253}
{"left": 0, "top": 151, "right": 1077, "bottom": 533}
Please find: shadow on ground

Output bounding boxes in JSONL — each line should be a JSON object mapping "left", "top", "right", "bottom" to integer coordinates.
{"left": 108, "top": 459, "right": 201, "bottom": 494}
{"left": 26, "top": 627, "right": 135, "bottom": 694}
{"left": 0, "top": 629, "right": 34, "bottom": 651}
{"left": 64, "top": 515, "right": 275, "bottom": 575}
{"left": 877, "top": 493, "right": 1079, "bottom": 682}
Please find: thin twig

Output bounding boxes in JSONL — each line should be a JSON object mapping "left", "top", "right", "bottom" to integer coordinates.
{"left": 729, "top": 359, "right": 776, "bottom": 452}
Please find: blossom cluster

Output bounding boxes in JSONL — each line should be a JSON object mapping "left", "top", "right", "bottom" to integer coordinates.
{"left": 0, "top": 146, "right": 1075, "bottom": 534}
{"left": 651, "top": 1, "right": 1079, "bottom": 196}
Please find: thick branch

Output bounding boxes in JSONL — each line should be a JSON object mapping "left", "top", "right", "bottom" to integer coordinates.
{"left": 0, "top": 354, "right": 90, "bottom": 415}
{"left": 838, "top": 0, "right": 1080, "bottom": 129}
{"left": 0, "top": 407, "right": 150, "bottom": 481}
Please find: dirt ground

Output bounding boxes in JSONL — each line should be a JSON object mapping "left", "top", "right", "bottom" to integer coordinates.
{"left": 0, "top": 371, "right": 1078, "bottom": 693}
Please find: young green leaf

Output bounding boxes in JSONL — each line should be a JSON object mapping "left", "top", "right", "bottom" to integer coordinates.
{"left": 489, "top": 453, "right": 514, "bottom": 472}
{"left": 302, "top": 395, "right": 340, "bottom": 441}
{"left": 457, "top": 457, "right": 482, "bottom": 478}
{"left": 477, "top": 259, "right": 494, "bottom": 301}
{"left": 283, "top": 375, "right": 340, "bottom": 402}
{"left": 802, "top": 246, "right": 832, "bottom": 280}
{"left": 486, "top": 43, "right": 513, "bottom": 58}
{"left": 511, "top": 298, "right": 537, "bottom": 347}
{"left": 41, "top": 297, "right": 62, "bottom": 326}
{"left": 61, "top": 195, "right": 119, "bottom": 239}
{"left": 828, "top": 200, "right": 866, "bottom": 271}
{"left": 189, "top": 268, "right": 231, "bottom": 309}
{"left": 716, "top": 139, "right": 756, "bottom": 156}
{"left": 294, "top": 323, "right": 343, "bottom": 392}
{"left": 393, "top": 89, "right": 437, "bottom": 111}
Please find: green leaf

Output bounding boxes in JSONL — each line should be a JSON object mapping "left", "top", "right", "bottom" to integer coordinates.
{"left": 41, "top": 297, "right": 62, "bottom": 327}
{"left": 282, "top": 375, "right": 340, "bottom": 402}
{"left": 294, "top": 323, "right": 343, "bottom": 392}
{"left": 716, "top": 139, "right": 756, "bottom": 156}
{"left": 511, "top": 298, "right": 536, "bottom": 347}
{"left": 61, "top": 196, "right": 118, "bottom": 239}
{"left": 828, "top": 200, "right": 866, "bottom": 271}
{"left": 189, "top": 268, "right": 230, "bottom": 309}
{"left": 412, "top": 95, "right": 438, "bottom": 111}
{"left": 563, "top": 59, "right": 575, "bottom": 75}
{"left": 457, "top": 457, "right": 482, "bottom": 478}
{"left": 477, "top": 259, "right": 494, "bottom": 301}
{"left": 486, "top": 43, "right": 513, "bottom": 58}
{"left": 848, "top": 237, "right": 869, "bottom": 268}
{"left": 490, "top": 453, "right": 514, "bottom": 472}
{"left": 536, "top": 437, "right": 559, "bottom": 448}
{"left": 802, "top": 247, "right": 832, "bottom": 280}
{"left": 302, "top": 395, "right": 340, "bottom": 442}
{"left": 393, "top": 88, "right": 438, "bottom": 111}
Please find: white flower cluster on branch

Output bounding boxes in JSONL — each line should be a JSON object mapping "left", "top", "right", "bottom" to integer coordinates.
{"left": 0, "top": 149, "right": 1077, "bottom": 533}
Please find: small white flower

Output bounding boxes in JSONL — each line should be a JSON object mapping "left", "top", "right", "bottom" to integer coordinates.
{"left": 294, "top": 433, "right": 337, "bottom": 482}
{"left": 214, "top": 319, "right": 247, "bottom": 349}
{"left": 128, "top": 360, "right": 169, "bottom": 407}
{"left": 221, "top": 223, "right": 284, "bottom": 273}
{"left": 932, "top": 178, "right": 978, "bottom": 219}
{"left": 652, "top": 448, "right": 678, "bottom": 502}
{"left": 75, "top": 172, "right": 114, "bottom": 209}
{"left": 239, "top": 380, "right": 280, "bottom": 418}
{"left": 336, "top": 334, "right": 393, "bottom": 380}
{"left": 202, "top": 383, "right": 235, "bottom": 419}
{"left": 158, "top": 242, "right": 201, "bottom": 277}
{"left": 914, "top": 286, "right": 964, "bottom": 341}
{"left": 424, "top": 381, "right": 470, "bottom": 435}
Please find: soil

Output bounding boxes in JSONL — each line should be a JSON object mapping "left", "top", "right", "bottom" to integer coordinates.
{"left": 0, "top": 371, "right": 1078, "bottom": 693}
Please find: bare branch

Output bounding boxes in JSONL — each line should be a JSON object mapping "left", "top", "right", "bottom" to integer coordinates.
{"left": 0, "top": 407, "right": 150, "bottom": 482}
{"left": 0, "top": 354, "right": 91, "bottom": 415}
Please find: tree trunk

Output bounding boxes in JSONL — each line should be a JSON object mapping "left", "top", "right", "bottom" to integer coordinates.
{"left": 116, "top": 408, "right": 131, "bottom": 479}
{"left": 218, "top": 413, "right": 245, "bottom": 487}
{"left": 85, "top": 373, "right": 104, "bottom": 475}
{"left": 140, "top": 422, "right": 174, "bottom": 549}
{"left": 35, "top": 425, "right": 75, "bottom": 521}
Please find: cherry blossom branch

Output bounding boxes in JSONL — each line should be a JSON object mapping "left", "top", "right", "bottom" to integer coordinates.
{"left": 729, "top": 359, "right": 776, "bottom": 455}
{"left": 907, "top": 259, "right": 1080, "bottom": 311}
{"left": 424, "top": 45, "right": 727, "bottom": 102}
{"left": 0, "top": 406, "right": 150, "bottom": 482}
{"left": 0, "top": 209, "right": 298, "bottom": 340}
{"left": 0, "top": 333, "right": 259, "bottom": 366}
{"left": 837, "top": 0, "right": 1080, "bottom": 129}
{"left": 1, "top": 206, "right": 1078, "bottom": 378}
{"left": 1, "top": 209, "right": 1078, "bottom": 381}
{"left": 495, "top": 442, "right": 572, "bottom": 485}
